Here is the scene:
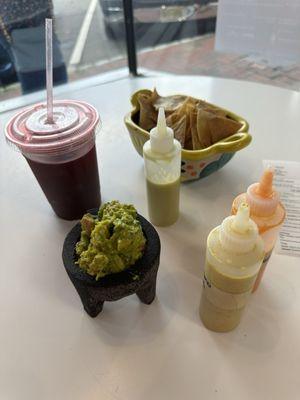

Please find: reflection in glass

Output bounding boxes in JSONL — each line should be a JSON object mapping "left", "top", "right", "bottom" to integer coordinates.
{"left": 0, "top": 0, "right": 67, "bottom": 94}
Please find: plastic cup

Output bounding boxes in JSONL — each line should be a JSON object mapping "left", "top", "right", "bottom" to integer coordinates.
{"left": 5, "top": 100, "right": 101, "bottom": 220}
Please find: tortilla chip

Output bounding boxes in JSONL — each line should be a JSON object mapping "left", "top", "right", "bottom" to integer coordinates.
{"left": 196, "top": 109, "right": 213, "bottom": 148}
{"left": 137, "top": 93, "right": 157, "bottom": 131}
{"left": 166, "top": 113, "right": 186, "bottom": 147}
{"left": 151, "top": 88, "right": 159, "bottom": 102}
{"left": 197, "top": 100, "right": 227, "bottom": 117}
{"left": 183, "top": 101, "right": 194, "bottom": 150}
{"left": 184, "top": 129, "right": 193, "bottom": 150}
{"left": 207, "top": 116, "right": 242, "bottom": 144}
{"left": 181, "top": 97, "right": 197, "bottom": 114}
{"left": 154, "top": 94, "right": 187, "bottom": 114}
{"left": 190, "top": 110, "right": 202, "bottom": 150}
{"left": 136, "top": 89, "right": 242, "bottom": 149}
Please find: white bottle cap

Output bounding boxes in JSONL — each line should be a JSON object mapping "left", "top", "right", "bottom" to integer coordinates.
{"left": 149, "top": 107, "right": 174, "bottom": 154}
{"left": 219, "top": 203, "right": 259, "bottom": 254}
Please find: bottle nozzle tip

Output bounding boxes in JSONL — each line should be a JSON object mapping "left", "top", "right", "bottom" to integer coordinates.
{"left": 239, "top": 202, "right": 250, "bottom": 217}
{"left": 158, "top": 107, "right": 165, "bottom": 118}
{"left": 156, "top": 107, "right": 168, "bottom": 138}
{"left": 258, "top": 167, "right": 274, "bottom": 197}
{"left": 232, "top": 202, "right": 250, "bottom": 233}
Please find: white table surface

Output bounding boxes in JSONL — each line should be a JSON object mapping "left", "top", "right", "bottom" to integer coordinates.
{"left": 1, "top": 76, "right": 299, "bottom": 400}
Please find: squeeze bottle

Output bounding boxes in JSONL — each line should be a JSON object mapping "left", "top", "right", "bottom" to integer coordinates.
{"left": 143, "top": 107, "right": 181, "bottom": 226}
{"left": 231, "top": 168, "right": 285, "bottom": 291}
{"left": 200, "top": 203, "right": 264, "bottom": 332}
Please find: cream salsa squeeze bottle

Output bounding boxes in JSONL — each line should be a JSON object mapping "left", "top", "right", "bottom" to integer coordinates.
{"left": 231, "top": 168, "right": 285, "bottom": 291}
{"left": 143, "top": 107, "right": 181, "bottom": 226}
{"left": 200, "top": 203, "right": 264, "bottom": 332}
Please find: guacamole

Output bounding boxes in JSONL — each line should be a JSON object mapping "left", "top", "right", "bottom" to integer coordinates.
{"left": 76, "top": 201, "right": 146, "bottom": 280}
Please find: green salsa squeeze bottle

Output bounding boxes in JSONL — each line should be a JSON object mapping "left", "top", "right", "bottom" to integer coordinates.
{"left": 231, "top": 168, "right": 286, "bottom": 292}
{"left": 143, "top": 107, "right": 181, "bottom": 227}
{"left": 200, "top": 203, "right": 264, "bottom": 332}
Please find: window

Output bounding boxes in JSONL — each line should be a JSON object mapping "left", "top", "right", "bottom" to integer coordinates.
{"left": 0, "top": 0, "right": 127, "bottom": 102}
{"left": 1, "top": 0, "right": 299, "bottom": 105}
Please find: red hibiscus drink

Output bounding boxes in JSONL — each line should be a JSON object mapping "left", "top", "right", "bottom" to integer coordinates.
{"left": 5, "top": 100, "right": 101, "bottom": 220}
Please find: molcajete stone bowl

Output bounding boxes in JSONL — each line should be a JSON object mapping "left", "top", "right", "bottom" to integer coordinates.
{"left": 62, "top": 209, "right": 161, "bottom": 317}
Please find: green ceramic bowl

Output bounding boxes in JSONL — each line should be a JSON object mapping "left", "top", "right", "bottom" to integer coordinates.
{"left": 124, "top": 89, "right": 252, "bottom": 182}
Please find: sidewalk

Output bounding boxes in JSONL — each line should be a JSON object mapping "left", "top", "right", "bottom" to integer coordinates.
{"left": 73, "top": 33, "right": 300, "bottom": 91}
{"left": 1, "top": 33, "right": 299, "bottom": 102}
{"left": 138, "top": 34, "right": 300, "bottom": 91}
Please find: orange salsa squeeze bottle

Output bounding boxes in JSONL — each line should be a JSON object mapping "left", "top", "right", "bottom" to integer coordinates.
{"left": 231, "top": 168, "right": 285, "bottom": 292}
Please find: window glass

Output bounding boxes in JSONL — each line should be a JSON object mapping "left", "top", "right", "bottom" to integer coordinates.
{"left": 135, "top": 0, "right": 300, "bottom": 91}
{"left": 1, "top": 0, "right": 299, "bottom": 104}
{"left": 0, "top": 0, "right": 127, "bottom": 102}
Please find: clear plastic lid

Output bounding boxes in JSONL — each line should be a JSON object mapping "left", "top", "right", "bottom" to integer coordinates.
{"left": 5, "top": 100, "right": 100, "bottom": 155}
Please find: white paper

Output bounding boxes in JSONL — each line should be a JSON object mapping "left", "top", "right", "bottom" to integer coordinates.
{"left": 215, "top": 0, "right": 300, "bottom": 66}
{"left": 263, "top": 160, "right": 300, "bottom": 257}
